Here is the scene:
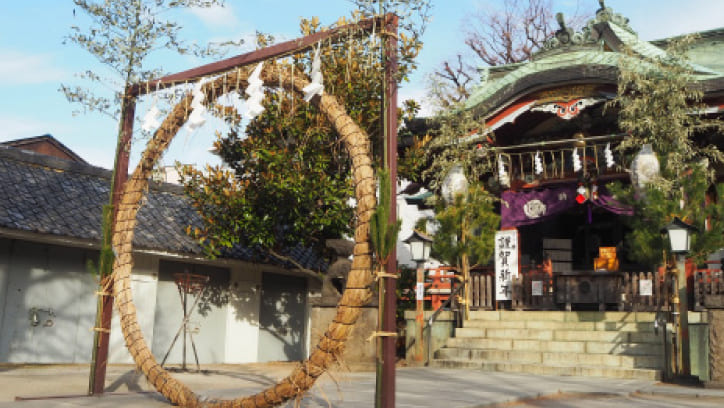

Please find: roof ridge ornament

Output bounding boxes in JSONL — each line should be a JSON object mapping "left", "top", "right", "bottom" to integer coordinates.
{"left": 542, "top": 0, "right": 635, "bottom": 51}
{"left": 543, "top": 12, "right": 590, "bottom": 49}
{"left": 594, "top": 0, "right": 634, "bottom": 34}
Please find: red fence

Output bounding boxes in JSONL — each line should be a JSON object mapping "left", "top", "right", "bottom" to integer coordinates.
{"left": 469, "top": 267, "right": 674, "bottom": 312}
{"left": 414, "top": 263, "right": 724, "bottom": 312}
{"left": 694, "top": 262, "right": 724, "bottom": 310}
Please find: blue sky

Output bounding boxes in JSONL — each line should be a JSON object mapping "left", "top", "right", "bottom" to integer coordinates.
{"left": 1, "top": 0, "right": 722, "bottom": 170}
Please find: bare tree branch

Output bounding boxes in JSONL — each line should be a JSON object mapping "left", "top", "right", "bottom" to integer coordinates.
{"left": 431, "top": 0, "right": 592, "bottom": 106}
{"left": 267, "top": 248, "right": 324, "bottom": 281}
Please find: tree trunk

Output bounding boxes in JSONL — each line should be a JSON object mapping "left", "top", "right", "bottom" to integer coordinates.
{"left": 111, "top": 65, "right": 376, "bottom": 407}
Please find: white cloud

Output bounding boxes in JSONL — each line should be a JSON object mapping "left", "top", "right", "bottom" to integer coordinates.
{"left": 188, "top": 4, "right": 241, "bottom": 30}
{"left": 0, "top": 49, "right": 68, "bottom": 85}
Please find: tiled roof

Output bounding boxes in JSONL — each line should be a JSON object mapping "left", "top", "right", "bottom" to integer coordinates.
{"left": 0, "top": 145, "right": 326, "bottom": 271}
{"left": 465, "top": 20, "right": 723, "bottom": 116}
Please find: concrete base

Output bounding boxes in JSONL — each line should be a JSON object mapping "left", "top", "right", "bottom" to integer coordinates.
{"left": 709, "top": 310, "right": 724, "bottom": 384}
{"left": 705, "top": 381, "right": 724, "bottom": 389}
{"left": 310, "top": 305, "right": 377, "bottom": 371}
{"left": 404, "top": 310, "right": 456, "bottom": 365}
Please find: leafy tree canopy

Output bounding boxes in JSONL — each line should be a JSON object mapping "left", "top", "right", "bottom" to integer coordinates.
{"left": 430, "top": 183, "right": 500, "bottom": 268}
{"left": 410, "top": 106, "right": 500, "bottom": 268}
{"left": 61, "top": 0, "right": 240, "bottom": 120}
{"left": 180, "top": 2, "right": 430, "bottom": 264}
{"left": 608, "top": 36, "right": 724, "bottom": 266}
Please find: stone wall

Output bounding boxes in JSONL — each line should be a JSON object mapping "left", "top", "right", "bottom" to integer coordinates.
{"left": 709, "top": 310, "right": 724, "bottom": 387}
{"left": 404, "top": 310, "right": 456, "bottom": 365}
{"left": 310, "top": 305, "right": 377, "bottom": 371}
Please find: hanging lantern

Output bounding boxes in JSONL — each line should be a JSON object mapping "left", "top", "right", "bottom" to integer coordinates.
{"left": 604, "top": 143, "right": 615, "bottom": 169}
{"left": 441, "top": 164, "right": 468, "bottom": 204}
{"left": 534, "top": 151, "right": 543, "bottom": 175}
{"left": 631, "top": 144, "right": 659, "bottom": 192}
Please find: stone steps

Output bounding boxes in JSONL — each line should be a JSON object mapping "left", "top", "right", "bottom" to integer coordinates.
{"left": 431, "top": 311, "right": 665, "bottom": 380}
{"left": 468, "top": 310, "right": 658, "bottom": 322}
{"left": 436, "top": 348, "right": 662, "bottom": 369}
{"left": 433, "top": 359, "right": 661, "bottom": 380}
{"left": 463, "top": 319, "right": 655, "bottom": 332}
{"left": 454, "top": 327, "right": 660, "bottom": 343}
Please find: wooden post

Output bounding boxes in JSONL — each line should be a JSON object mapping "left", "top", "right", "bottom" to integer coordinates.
{"left": 415, "top": 267, "right": 424, "bottom": 362}
{"left": 675, "top": 256, "right": 691, "bottom": 376}
{"left": 89, "top": 88, "right": 135, "bottom": 395}
{"left": 381, "top": 13, "right": 399, "bottom": 408}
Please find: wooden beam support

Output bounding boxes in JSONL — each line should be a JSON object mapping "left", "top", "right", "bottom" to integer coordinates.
{"left": 131, "top": 15, "right": 387, "bottom": 96}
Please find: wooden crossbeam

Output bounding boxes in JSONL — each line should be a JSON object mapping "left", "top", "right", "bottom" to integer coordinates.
{"left": 130, "top": 14, "right": 389, "bottom": 96}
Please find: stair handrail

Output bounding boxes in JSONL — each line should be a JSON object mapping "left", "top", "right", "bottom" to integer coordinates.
{"left": 425, "top": 280, "right": 465, "bottom": 330}
{"left": 423, "top": 280, "right": 465, "bottom": 365}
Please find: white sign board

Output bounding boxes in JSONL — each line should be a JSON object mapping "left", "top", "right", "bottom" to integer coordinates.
{"left": 639, "top": 279, "right": 653, "bottom": 296}
{"left": 495, "top": 229, "right": 518, "bottom": 301}
{"left": 415, "top": 282, "right": 425, "bottom": 301}
{"left": 531, "top": 280, "right": 543, "bottom": 297}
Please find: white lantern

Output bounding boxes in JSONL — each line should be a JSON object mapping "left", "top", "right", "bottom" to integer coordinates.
{"left": 662, "top": 217, "right": 697, "bottom": 254}
{"left": 441, "top": 164, "right": 468, "bottom": 204}
{"left": 631, "top": 144, "right": 659, "bottom": 191}
{"left": 403, "top": 230, "right": 433, "bottom": 263}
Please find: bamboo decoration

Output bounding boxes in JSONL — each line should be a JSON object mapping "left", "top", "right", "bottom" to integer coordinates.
{"left": 111, "top": 64, "right": 376, "bottom": 407}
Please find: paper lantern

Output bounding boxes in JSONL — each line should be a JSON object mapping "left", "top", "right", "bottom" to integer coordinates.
{"left": 441, "top": 164, "right": 468, "bottom": 204}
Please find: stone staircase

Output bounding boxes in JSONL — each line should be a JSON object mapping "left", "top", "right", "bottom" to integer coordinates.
{"left": 431, "top": 310, "right": 664, "bottom": 380}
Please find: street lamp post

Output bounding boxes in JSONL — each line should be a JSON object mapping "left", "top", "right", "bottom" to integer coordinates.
{"left": 662, "top": 217, "right": 698, "bottom": 378}
{"left": 404, "top": 231, "right": 433, "bottom": 364}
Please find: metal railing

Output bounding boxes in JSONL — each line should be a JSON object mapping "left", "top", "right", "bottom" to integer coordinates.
{"left": 423, "top": 281, "right": 465, "bottom": 365}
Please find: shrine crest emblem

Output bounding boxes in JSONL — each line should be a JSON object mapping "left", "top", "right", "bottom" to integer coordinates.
{"left": 523, "top": 199, "right": 547, "bottom": 219}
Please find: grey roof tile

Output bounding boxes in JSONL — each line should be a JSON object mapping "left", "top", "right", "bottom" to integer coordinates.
{"left": 0, "top": 146, "right": 325, "bottom": 271}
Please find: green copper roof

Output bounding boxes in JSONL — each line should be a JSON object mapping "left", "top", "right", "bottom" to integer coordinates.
{"left": 608, "top": 23, "right": 719, "bottom": 75}
{"left": 464, "top": 49, "right": 621, "bottom": 110}
{"left": 464, "top": 19, "right": 723, "bottom": 114}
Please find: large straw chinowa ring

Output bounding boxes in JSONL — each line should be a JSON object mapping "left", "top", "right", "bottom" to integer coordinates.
{"left": 112, "top": 64, "right": 376, "bottom": 407}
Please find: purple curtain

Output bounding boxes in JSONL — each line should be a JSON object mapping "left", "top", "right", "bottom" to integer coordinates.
{"left": 501, "top": 185, "right": 632, "bottom": 228}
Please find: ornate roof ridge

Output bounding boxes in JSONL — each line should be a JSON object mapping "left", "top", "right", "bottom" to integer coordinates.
{"left": 540, "top": 0, "right": 634, "bottom": 52}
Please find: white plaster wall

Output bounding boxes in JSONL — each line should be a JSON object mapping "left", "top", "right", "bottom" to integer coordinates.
{"left": 223, "top": 266, "right": 261, "bottom": 363}
{"left": 0, "top": 239, "right": 10, "bottom": 335}
{"left": 305, "top": 278, "right": 322, "bottom": 358}
{"left": 109, "top": 254, "right": 159, "bottom": 364}
{"left": 0, "top": 241, "right": 97, "bottom": 363}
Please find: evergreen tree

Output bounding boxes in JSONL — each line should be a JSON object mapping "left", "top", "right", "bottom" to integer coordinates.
{"left": 416, "top": 106, "right": 500, "bottom": 317}
{"left": 180, "top": 4, "right": 430, "bottom": 265}
{"left": 609, "top": 36, "right": 724, "bottom": 266}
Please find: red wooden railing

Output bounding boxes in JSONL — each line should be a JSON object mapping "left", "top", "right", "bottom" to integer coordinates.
{"left": 409, "top": 261, "right": 724, "bottom": 312}
{"left": 694, "top": 261, "right": 724, "bottom": 310}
